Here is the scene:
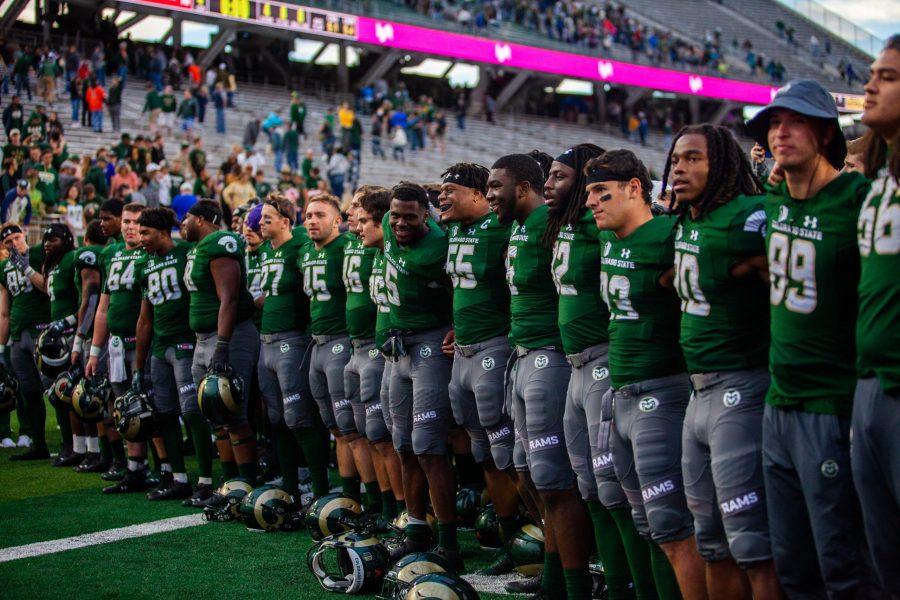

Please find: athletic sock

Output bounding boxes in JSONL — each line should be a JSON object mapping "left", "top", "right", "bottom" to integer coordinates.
{"left": 86, "top": 437, "right": 100, "bottom": 453}
{"left": 453, "top": 452, "right": 482, "bottom": 487}
{"left": 159, "top": 414, "right": 186, "bottom": 474}
{"left": 588, "top": 500, "right": 633, "bottom": 600}
{"left": 127, "top": 459, "right": 144, "bottom": 471}
{"left": 110, "top": 438, "right": 126, "bottom": 463}
{"left": 220, "top": 460, "right": 239, "bottom": 479}
{"left": 363, "top": 483, "right": 382, "bottom": 514}
{"left": 273, "top": 423, "right": 298, "bottom": 497}
{"left": 237, "top": 460, "right": 257, "bottom": 484}
{"left": 437, "top": 521, "right": 458, "bottom": 551}
{"left": 564, "top": 567, "right": 593, "bottom": 600}
{"left": 173, "top": 472, "right": 188, "bottom": 483}
{"left": 54, "top": 406, "right": 72, "bottom": 448}
{"left": 649, "top": 542, "right": 681, "bottom": 600}
{"left": 499, "top": 515, "right": 521, "bottom": 545}
{"left": 185, "top": 414, "right": 213, "bottom": 477}
{"left": 405, "top": 522, "right": 431, "bottom": 544}
{"left": 73, "top": 435, "right": 87, "bottom": 454}
{"left": 610, "top": 507, "right": 657, "bottom": 600}
{"left": 341, "top": 476, "right": 360, "bottom": 499}
{"left": 541, "top": 552, "right": 565, "bottom": 600}
{"left": 381, "top": 490, "right": 397, "bottom": 520}
{"left": 292, "top": 426, "right": 330, "bottom": 497}
{"left": 99, "top": 435, "right": 112, "bottom": 459}
{"left": 396, "top": 498, "right": 407, "bottom": 514}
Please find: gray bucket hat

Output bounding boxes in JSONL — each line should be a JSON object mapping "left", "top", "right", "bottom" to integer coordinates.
{"left": 747, "top": 79, "right": 846, "bottom": 169}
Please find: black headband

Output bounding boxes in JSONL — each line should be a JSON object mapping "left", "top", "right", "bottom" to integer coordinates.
{"left": 585, "top": 167, "right": 636, "bottom": 187}
{"left": 43, "top": 223, "right": 74, "bottom": 246}
{"left": 442, "top": 168, "right": 481, "bottom": 192}
{"left": 188, "top": 203, "right": 221, "bottom": 225}
{"left": 555, "top": 148, "right": 577, "bottom": 170}
{"left": 0, "top": 224, "right": 23, "bottom": 241}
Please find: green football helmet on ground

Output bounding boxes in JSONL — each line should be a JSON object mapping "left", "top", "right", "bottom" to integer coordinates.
{"left": 402, "top": 572, "right": 479, "bottom": 600}
{"left": 0, "top": 364, "right": 18, "bottom": 414}
{"left": 36, "top": 328, "right": 71, "bottom": 379}
{"left": 379, "top": 552, "right": 454, "bottom": 599}
{"left": 113, "top": 389, "right": 156, "bottom": 442}
{"left": 454, "top": 486, "right": 482, "bottom": 528}
{"left": 308, "top": 531, "right": 390, "bottom": 594}
{"left": 197, "top": 365, "right": 244, "bottom": 425}
{"left": 510, "top": 524, "right": 545, "bottom": 576}
{"left": 71, "top": 376, "right": 110, "bottom": 423}
{"left": 239, "top": 484, "right": 299, "bottom": 532}
{"left": 474, "top": 504, "right": 501, "bottom": 549}
{"left": 203, "top": 478, "right": 254, "bottom": 522}
{"left": 305, "top": 492, "right": 364, "bottom": 541}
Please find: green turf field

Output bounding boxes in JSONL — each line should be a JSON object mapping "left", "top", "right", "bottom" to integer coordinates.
{"left": 0, "top": 411, "right": 512, "bottom": 599}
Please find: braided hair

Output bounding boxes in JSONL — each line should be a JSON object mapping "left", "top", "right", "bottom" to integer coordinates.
{"left": 440, "top": 163, "right": 490, "bottom": 196}
{"left": 543, "top": 143, "right": 605, "bottom": 248}
{"left": 661, "top": 124, "right": 764, "bottom": 219}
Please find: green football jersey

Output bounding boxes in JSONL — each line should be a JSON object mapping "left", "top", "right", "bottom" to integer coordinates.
{"left": 551, "top": 210, "right": 609, "bottom": 354}
{"left": 381, "top": 217, "right": 452, "bottom": 334}
{"left": 446, "top": 212, "right": 511, "bottom": 345}
{"left": 600, "top": 215, "right": 685, "bottom": 388}
{"left": 73, "top": 245, "right": 102, "bottom": 302}
{"left": 101, "top": 243, "right": 145, "bottom": 339}
{"left": 343, "top": 234, "right": 378, "bottom": 340}
{"left": 184, "top": 231, "right": 255, "bottom": 334}
{"left": 369, "top": 252, "right": 391, "bottom": 348}
{"left": 507, "top": 204, "right": 561, "bottom": 350}
{"left": 764, "top": 172, "right": 869, "bottom": 416}
{"left": 138, "top": 242, "right": 194, "bottom": 355}
{"left": 300, "top": 233, "right": 349, "bottom": 336}
{"left": 674, "top": 196, "right": 770, "bottom": 374}
{"left": 0, "top": 244, "right": 50, "bottom": 340}
{"left": 246, "top": 245, "right": 264, "bottom": 330}
{"left": 857, "top": 168, "right": 900, "bottom": 395}
{"left": 260, "top": 232, "right": 310, "bottom": 335}
{"left": 47, "top": 250, "right": 79, "bottom": 321}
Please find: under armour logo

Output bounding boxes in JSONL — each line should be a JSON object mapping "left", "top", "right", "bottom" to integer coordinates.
{"left": 620, "top": 248, "right": 631, "bottom": 259}
{"left": 690, "top": 230, "right": 699, "bottom": 241}
{"left": 803, "top": 216, "right": 818, "bottom": 229}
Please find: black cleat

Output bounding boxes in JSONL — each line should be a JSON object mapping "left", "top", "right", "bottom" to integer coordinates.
{"left": 433, "top": 546, "right": 465, "bottom": 574}
{"left": 102, "top": 469, "right": 148, "bottom": 494}
{"left": 387, "top": 536, "right": 433, "bottom": 565}
{"left": 505, "top": 574, "right": 543, "bottom": 594}
{"left": 182, "top": 483, "right": 215, "bottom": 508}
{"left": 75, "top": 453, "right": 108, "bottom": 473}
{"left": 100, "top": 461, "right": 127, "bottom": 481}
{"left": 152, "top": 471, "right": 173, "bottom": 490}
{"left": 9, "top": 446, "right": 50, "bottom": 461}
{"left": 478, "top": 547, "right": 514, "bottom": 575}
{"left": 148, "top": 480, "right": 193, "bottom": 501}
{"left": 53, "top": 450, "right": 85, "bottom": 467}
{"left": 145, "top": 471, "right": 162, "bottom": 489}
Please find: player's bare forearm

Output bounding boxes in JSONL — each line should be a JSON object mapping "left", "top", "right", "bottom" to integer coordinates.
{"left": 134, "top": 299, "right": 154, "bottom": 372}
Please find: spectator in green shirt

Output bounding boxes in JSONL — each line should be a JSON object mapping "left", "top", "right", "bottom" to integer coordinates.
{"left": 290, "top": 92, "right": 307, "bottom": 138}
{"left": 284, "top": 127, "right": 300, "bottom": 172}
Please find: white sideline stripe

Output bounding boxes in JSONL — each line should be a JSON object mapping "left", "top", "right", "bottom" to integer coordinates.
{"left": 0, "top": 514, "right": 207, "bottom": 563}
{"left": 463, "top": 573, "right": 518, "bottom": 595}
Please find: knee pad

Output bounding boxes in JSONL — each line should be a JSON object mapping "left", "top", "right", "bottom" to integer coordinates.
{"left": 644, "top": 495, "right": 695, "bottom": 544}
{"left": 411, "top": 421, "right": 448, "bottom": 456}
{"left": 596, "top": 477, "right": 629, "bottom": 510}
{"left": 485, "top": 421, "right": 514, "bottom": 471}
{"left": 528, "top": 443, "right": 574, "bottom": 491}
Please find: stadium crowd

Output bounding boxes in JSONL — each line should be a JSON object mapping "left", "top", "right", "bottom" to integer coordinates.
{"left": 0, "top": 15, "right": 897, "bottom": 600}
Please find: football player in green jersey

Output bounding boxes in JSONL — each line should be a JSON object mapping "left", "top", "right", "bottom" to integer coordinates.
{"left": 182, "top": 200, "right": 260, "bottom": 497}
{"left": 662, "top": 125, "right": 781, "bottom": 599}
{"left": 85, "top": 203, "right": 155, "bottom": 493}
{"left": 381, "top": 182, "right": 459, "bottom": 565}
{"left": 438, "top": 163, "right": 521, "bottom": 575}
{"left": 586, "top": 150, "right": 699, "bottom": 600}
{"left": 300, "top": 194, "right": 382, "bottom": 511}
{"left": 0, "top": 223, "right": 51, "bottom": 460}
{"left": 256, "top": 194, "right": 329, "bottom": 501}
{"left": 747, "top": 80, "right": 871, "bottom": 597}
{"left": 358, "top": 187, "right": 408, "bottom": 516}
{"left": 134, "top": 208, "right": 198, "bottom": 501}
{"left": 70, "top": 220, "right": 108, "bottom": 473}
{"left": 545, "top": 144, "right": 657, "bottom": 600}
{"left": 345, "top": 186, "right": 403, "bottom": 524}
{"left": 853, "top": 37, "right": 900, "bottom": 594}
{"left": 488, "top": 154, "right": 592, "bottom": 599}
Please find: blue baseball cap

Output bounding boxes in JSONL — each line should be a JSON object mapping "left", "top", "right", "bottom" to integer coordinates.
{"left": 747, "top": 79, "right": 846, "bottom": 169}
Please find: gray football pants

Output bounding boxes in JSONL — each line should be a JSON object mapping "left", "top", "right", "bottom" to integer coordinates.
{"left": 763, "top": 404, "right": 868, "bottom": 599}
{"left": 344, "top": 339, "right": 390, "bottom": 443}
{"left": 306, "top": 334, "right": 354, "bottom": 433}
{"left": 151, "top": 347, "right": 198, "bottom": 416}
{"left": 449, "top": 335, "right": 514, "bottom": 470}
{"left": 258, "top": 330, "right": 312, "bottom": 427}
{"left": 191, "top": 319, "right": 259, "bottom": 427}
{"left": 683, "top": 368, "right": 771, "bottom": 565}
{"left": 851, "top": 377, "right": 900, "bottom": 594}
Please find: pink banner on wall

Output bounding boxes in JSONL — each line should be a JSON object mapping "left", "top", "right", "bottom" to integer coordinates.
{"left": 357, "top": 17, "right": 781, "bottom": 105}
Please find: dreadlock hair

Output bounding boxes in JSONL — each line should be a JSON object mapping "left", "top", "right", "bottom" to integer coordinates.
{"left": 527, "top": 149, "right": 554, "bottom": 181}
{"left": 661, "top": 124, "right": 763, "bottom": 219}
{"left": 41, "top": 223, "right": 75, "bottom": 274}
{"left": 862, "top": 35, "right": 900, "bottom": 182}
{"left": 543, "top": 143, "right": 605, "bottom": 248}
{"left": 441, "top": 163, "right": 490, "bottom": 196}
